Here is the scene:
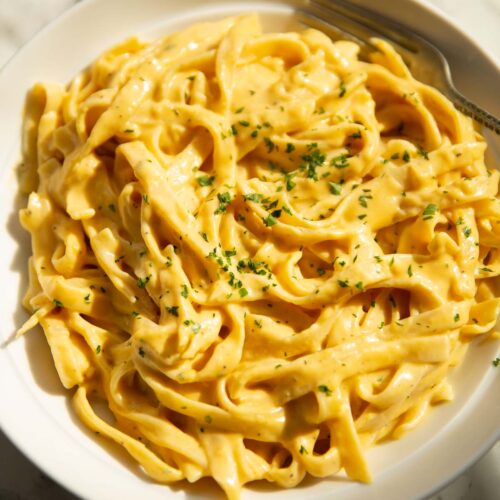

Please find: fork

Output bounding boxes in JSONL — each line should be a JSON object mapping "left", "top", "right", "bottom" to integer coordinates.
{"left": 297, "top": 0, "right": 500, "bottom": 134}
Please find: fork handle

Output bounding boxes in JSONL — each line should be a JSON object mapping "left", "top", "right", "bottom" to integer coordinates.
{"left": 445, "top": 87, "right": 500, "bottom": 134}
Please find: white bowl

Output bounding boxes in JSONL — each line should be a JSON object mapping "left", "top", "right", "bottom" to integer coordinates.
{"left": 0, "top": 1, "right": 499, "bottom": 499}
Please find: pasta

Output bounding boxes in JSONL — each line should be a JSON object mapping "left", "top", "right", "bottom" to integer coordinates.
{"left": 17, "top": 14, "right": 500, "bottom": 499}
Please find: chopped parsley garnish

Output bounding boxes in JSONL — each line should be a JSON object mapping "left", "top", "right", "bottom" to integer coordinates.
{"left": 285, "top": 143, "right": 295, "bottom": 153}
{"left": 418, "top": 146, "right": 429, "bottom": 159}
{"left": 199, "top": 231, "right": 208, "bottom": 242}
{"left": 329, "top": 181, "right": 342, "bottom": 195}
{"left": 131, "top": 311, "right": 140, "bottom": 318}
{"left": 407, "top": 265, "right": 413, "bottom": 277}
{"left": 463, "top": 227, "right": 472, "bottom": 238}
{"left": 137, "top": 275, "right": 151, "bottom": 288}
{"left": 318, "top": 384, "right": 332, "bottom": 396}
{"left": 166, "top": 306, "right": 179, "bottom": 317}
{"left": 204, "top": 415, "right": 212, "bottom": 424}
{"left": 351, "top": 131, "right": 362, "bottom": 139}
{"left": 244, "top": 193, "right": 263, "bottom": 203}
{"left": 230, "top": 124, "right": 238, "bottom": 136}
{"left": 235, "top": 106, "right": 245, "bottom": 114}
{"left": 493, "top": 358, "right": 500, "bottom": 367}
{"left": 165, "top": 257, "right": 173, "bottom": 267}
{"left": 108, "top": 203, "right": 116, "bottom": 213}
{"left": 339, "top": 81, "right": 347, "bottom": 97}
{"left": 391, "top": 153, "right": 399, "bottom": 160}
{"left": 239, "top": 120, "right": 250, "bottom": 127}
{"left": 422, "top": 203, "right": 437, "bottom": 220}
{"left": 180, "top": 284, "right": 189, "bottom": 298}
{"left": 284, "top": 172, "right": 296, "bottom": 191}
{"left": 355, "top": 281, "right": 364, "bottom": 290}
{"left": 96, "top": 345, "right": 101, "bottom": 354}
{"left": 263, "top": 214, "right": 278, "bottom": 227}
{"left": 84, "top": 293, "right": 90, "bottom": 304}
{"left": 264, "top": 137, "right": 275, "bottom": 153}
{"left": 331, "top": 153, "right": 349, "bottom": 169}
{"left": 456, "top": 216, "right": 464, "bottom": 226}
{"left": 402, "top": 150, "right": 410, "bottom": 162}
{"left": 197, "top": 175, "right": 215, "bottom": 187}
{"left": 215, "top": 192, "right": 232, "bottom": 214}
{"left": 337, "top": 279, "right": 349, "bottom": 288}
{"left": 358, "top": 195, "right": 371, "bottom": 208}
{"left": 317, "top": 268, "right": 326, "bottom": 276}
{"left": 251, "top": 130, "right": 258, "bottom": 138}
{"left": 53, "top": 299, "right": 64, "bottom": 308}
{"left": 299, "top": 445, "right": 308, "bottom": 455}
{"left": 301, "top": 144, "right": 325, "bottom": 181}
{"left": 454, "top": 313, "right": 460, "bottom": 322}
{"left": 480, "top": 267, "right": 494, "bottom": 273}
{"left": 374, "top": 256, "right": 382, "bottom": 263}
{"left": 239, "top": 288, "right": 248, "bottom": 298}
{"left": 143, "top": 194, "right": 149, "bottom": 204}
{"left": 138, "top": 347, "right": 146, "bottom": 358}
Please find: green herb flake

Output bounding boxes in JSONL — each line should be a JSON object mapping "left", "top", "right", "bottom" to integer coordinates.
{"left": 244, "top": 193, "right": 263, "bottom": 203}
{"left": 422, "top": 203, "right": 438, "bottom": 220}
{"left": 53, "top": 299, "right": 64, "bottom": 308}
{"left": 329, "top": 181, "right": 342, "bottom": 195}
{"left": 418, "top": 146, "right": 429, "bottom": 160}
{"left": 339, "top": 81, "right": 347, "bottom": 98}
{"left": 96, "top": 345, "right": 101, "bottom": 354}
{"left": 138, "top": 347, "right": 146, "bottom": 358}
{"left": 239, "top": 288, "right": 249, "bottom": 298}
{"left": 264, "top": 137, "right": 275, "bottom": 153}
{"left": 197, "top": 175, "right": 215, "bottom": 187}
{"left": 331, "top": 154, "right": 349, "bottom": 169}
{"left": 402, "top": 150, "right": 410, "bottom": 162}
{"left": 84, "top": 293, "right": 91, "bottom": 304}
{"left": 215, "top": 191, "right": 232, "bottom": 214}
{"left": 239, "top": 120, "right": 250, "bottom": 127}
{"left": 318, "top": 384, "right": 333, "bottom": 396}
{"left": 454, "top": 313, "right": 460, "bottom": 322}
{"left": 263, "top": 214, "right": 278, "bottom": 227}
{"left": 166, "top": 306, "right": 179, "bottom": 317}
{"left": 143, "top": 194, "right": 149, "bottom": 205}
{"left": 407, "top": 265, "right": 413, "bottom": 277}
{"left": 137, "top": 275, "right": 151, "bottom": 288}
{"left": 299, "top": 445, "right": 308, "bottom": 455}
{"left": 337, "top": 279, "right": 349, "bottom": 288}
{"left": 284, "top": 172, "right": 296, "bottom": 191}
{"left": 463, "top": 227, "right": 472, "bottom": 238}
{"left": 493, "top": 357, "right": 500, "bottom": 367}
{"left": 480, "top": 267, "right": 494, "bottom": 273}
{"left": 355, "top": 281, "right": 364, "bottom": 290}
{"left": 204, "top": 415, "right": 212, "bottom": 424}
{"left": 285, "top": 143, "right": 295, "bottom": 153}
{"left": 181, "top": 284, "right": 189, "bottom": 299}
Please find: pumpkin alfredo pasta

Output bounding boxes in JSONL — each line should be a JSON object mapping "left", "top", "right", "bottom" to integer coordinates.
{"left": 17, "top": 14, "right": 500, "bottom": 499}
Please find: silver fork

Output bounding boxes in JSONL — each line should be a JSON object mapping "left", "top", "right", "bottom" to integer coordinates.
{"left": 297, "top": 0, "right": 500, "bottom": 134}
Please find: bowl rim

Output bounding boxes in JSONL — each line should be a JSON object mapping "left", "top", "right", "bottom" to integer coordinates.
{"left": 0, "top": 1, "right": 498, "bottom": 499}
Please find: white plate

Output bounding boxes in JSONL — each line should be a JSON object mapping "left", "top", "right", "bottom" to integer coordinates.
{"left": 0, "top": 1, "right": 499, "bottom": 499}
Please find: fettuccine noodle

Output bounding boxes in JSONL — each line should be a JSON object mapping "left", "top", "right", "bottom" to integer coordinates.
{"left": 18, "top": 14, "right": 500, "bottom": 499}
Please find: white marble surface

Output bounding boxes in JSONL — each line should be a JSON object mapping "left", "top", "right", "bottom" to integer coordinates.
{"left": 0, "top": 0, "right": 498, "bottom": 499}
